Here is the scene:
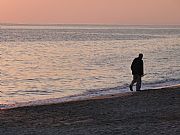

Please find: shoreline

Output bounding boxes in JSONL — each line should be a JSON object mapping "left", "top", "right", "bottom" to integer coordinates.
{"left": 1, "top": 84, "right": 180, "bottom": 110}
{"left": 0, "top": 86, "right": 179, "bottom": 134}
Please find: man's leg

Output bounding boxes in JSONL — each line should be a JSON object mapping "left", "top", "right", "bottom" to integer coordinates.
{"left": 136, "top": 75, "right": 141, "bottom": 91}
{"left": 130, "top": 75, "right": 138, "bottom": 91}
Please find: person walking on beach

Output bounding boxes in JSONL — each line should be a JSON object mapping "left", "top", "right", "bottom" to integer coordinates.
{"left": 129, "top": 53, "right": 144, "bottom": 91}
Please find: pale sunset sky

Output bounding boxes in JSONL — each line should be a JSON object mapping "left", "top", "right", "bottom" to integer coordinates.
{"left": 0, "top": 0, "right": 180, "bottom": 25}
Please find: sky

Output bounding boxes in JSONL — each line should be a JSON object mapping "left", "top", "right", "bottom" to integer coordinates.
{"left": 0, "top": 0, "right": 180, "bottom": 25}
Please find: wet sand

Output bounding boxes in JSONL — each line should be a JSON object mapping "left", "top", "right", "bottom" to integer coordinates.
{"left": 0, "top": 86, "right": 179, "bottom": 135}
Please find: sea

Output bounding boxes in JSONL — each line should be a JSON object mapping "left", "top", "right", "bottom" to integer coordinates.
{"left": 0, "top": 24, "right": 180, "bottom": 109}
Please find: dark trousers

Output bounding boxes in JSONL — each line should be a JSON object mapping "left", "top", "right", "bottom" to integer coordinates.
{"left": 130, "top": 74, "right": 142, "bottom": 91}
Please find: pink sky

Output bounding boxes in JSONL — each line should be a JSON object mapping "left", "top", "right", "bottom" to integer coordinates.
{"left": 0, "top": 0, "right": 180, "bottom": 25}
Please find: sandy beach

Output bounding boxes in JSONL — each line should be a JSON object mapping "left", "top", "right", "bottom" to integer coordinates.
{"left": 0, "top": 86, "right": 179, "bottom": 135}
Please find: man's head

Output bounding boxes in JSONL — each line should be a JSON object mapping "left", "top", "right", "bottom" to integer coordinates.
{"left": 138, "top": 53, "right": 143, "bottom": 59}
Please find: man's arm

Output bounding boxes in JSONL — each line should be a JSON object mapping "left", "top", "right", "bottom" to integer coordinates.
{"left": 141, "top": 60, "right": 144, "bottom": 76}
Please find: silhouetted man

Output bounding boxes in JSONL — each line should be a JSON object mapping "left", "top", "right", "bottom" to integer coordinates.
{"left": 130, "top": 53, "right": 144, "bottom": 91}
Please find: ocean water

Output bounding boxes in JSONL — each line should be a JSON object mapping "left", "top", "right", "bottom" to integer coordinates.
{"left": 0, "top": 25, "right": 180, "bottom": 109}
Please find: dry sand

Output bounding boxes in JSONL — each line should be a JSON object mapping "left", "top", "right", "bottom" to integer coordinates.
{"left": 0, "top": 86, "right": 179, "bottom": 135}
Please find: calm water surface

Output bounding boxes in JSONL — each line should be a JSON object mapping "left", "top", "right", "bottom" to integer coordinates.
{"left": 0, "top": 25, "right": 180, "bottom": 108}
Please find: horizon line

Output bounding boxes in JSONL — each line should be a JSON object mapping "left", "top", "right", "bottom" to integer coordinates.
{"left": 1, "top": 23, "right": 180, "bottom": 26}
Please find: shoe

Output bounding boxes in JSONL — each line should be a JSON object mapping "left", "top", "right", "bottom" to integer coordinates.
{"left": 129, "top": 85, "right": 133, "bottom": 91}
{"left": 136, "top": 90, "right": 141, "bottom": 92}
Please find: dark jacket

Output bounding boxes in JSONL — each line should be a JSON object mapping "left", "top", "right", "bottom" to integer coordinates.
{"left": 131, "top": 57, "right": 144, "bottom": 75}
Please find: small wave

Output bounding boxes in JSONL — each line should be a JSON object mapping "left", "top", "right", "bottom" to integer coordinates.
{"left": 0, "top": 104, "right": 16, "bottom": 110}
{"left": 0, "top": 85, "right": 129, "bottom": 110}
{"left": 143, "top": 79, "right": 180, "bottom": 89}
